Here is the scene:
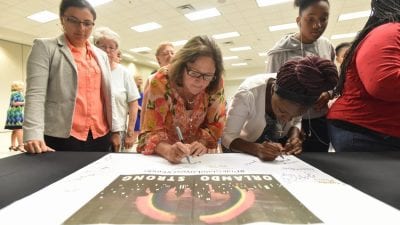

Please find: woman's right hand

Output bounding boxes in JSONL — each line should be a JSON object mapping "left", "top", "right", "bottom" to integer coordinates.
{"left": 166, "top": 142, "right": 191, "bottom": 164}
{"left": 256, "top": 141, "right": 283, "bottom": 161}
{"left": 24, "top": 140, "right": 55, "bottom": 154}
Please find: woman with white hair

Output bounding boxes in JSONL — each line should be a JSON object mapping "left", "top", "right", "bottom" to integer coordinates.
{"left": 93, "top": 26, "right": 140, "bottom": 151}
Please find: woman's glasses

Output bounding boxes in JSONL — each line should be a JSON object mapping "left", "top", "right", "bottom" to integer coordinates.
{"left": 186, "top": 66, "right": 215, "bottom": 82}
{"left": 63, "top": 16, "right": 95, "bottom": 28}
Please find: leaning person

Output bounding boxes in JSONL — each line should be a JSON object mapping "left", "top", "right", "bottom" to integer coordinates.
{"left": 223, "top": 56, "right": 338, "bottom": 161}
{"left": 137, "top": 36, "right": 226, "bottom": 164}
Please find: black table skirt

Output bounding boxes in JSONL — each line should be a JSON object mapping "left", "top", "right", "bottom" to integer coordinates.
{"left": 299, "top": 151, "right": 400, "bottom": 210}
{"left": 0, "top": 152, "right": 107, "bottom": 208}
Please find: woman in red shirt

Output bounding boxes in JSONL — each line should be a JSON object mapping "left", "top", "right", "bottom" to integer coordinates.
{"left": 327, "top": 0, "right": 400, "bottom": 151}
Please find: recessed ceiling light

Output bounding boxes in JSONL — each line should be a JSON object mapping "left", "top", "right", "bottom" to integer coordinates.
{"left": 184, "top": 8, "right": 221, "bottom": 21}
{"left": 212, "top": 32, "right": 240, "bottom": 40}
{"left": 87, "top": 0, "right": 113, "bottom": 7}
{"left": 256, "top": 0, "right": 291, "bottom": 7}
{"left": 27, "top": 10, "right": 58, "bottom": 23}
{"left": 232, "top": 62, "right": 248, "bottom": 66}
{"left": 171, "top": 40, "right": 188, "bottom": 46}
{"left": 230, "top": 46, "right": 252, "bottom": 52}
{"left": 223, "top": 56, "right": 239, "bottom": 60}
{"left": 268, "top": 23, "right": 298, "bottom": 31}
{"left": 130, "top": 47, "right": 152, "bottom": 53}
{"left": 331, "top": 32, "right": 357, "bottom": 40}
{"left": 338, "top": 10, "right": 371, "bottom": 21}
{"left": 131, "top": 22, "right": 162, "bottom": 32}
{"left": 258, "top": 52, "right": 268, "bottom": 56}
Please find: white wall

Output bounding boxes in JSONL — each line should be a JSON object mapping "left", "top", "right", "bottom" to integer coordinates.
{"left": 0, "top": 39, "right": 30, "bottom": 131}
{"left": 223, "top": 66, "right": 266, "bottom": 103}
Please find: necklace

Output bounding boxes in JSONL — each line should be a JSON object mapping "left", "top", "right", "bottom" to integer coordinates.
{"left": 186, "top": 98, "right": 195, "bottom": 105}
{"left": 276, "top": 122, "right": 287, "bottom": 137}
{"left": 268, "top": 82, "right": 287, "bottom": 138}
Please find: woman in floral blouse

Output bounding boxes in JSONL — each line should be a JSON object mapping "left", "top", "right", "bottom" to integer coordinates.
{"left": 137, "top": 35, "right": 225, "bottom": 163}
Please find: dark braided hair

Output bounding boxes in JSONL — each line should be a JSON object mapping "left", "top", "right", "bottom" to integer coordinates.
{"left": 276, "top": 56, "right": 338, "bottom": 105}
{"left": 294, "top": 0, "right": 330, "bottom": 15}
{"left": 335, "top": 0, "right": 400, "bottom": 95}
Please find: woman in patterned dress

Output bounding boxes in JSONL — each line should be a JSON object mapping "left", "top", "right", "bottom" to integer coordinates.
{"left": 4, "top": 81, "right": 25, "bottom": 151}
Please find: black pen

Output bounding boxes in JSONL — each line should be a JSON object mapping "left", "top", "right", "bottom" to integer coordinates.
{"left": 175, "top": 126, "right": 191, "bottom": 164}
{"left": 264, "top": 138, "right": 284, "bottom": 159}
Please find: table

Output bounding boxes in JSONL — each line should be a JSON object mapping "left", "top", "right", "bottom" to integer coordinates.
{"left": 0, "top": 151, "right": 399, "bottom": 210}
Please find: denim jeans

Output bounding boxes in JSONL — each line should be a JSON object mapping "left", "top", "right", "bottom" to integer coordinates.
{"left": 328, "top": 121, "right": 400, "bottom": 152}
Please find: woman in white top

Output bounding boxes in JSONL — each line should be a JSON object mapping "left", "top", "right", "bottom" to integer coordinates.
{"left": 93, "top": 27, "right": 140, "bottom": 151}
{"left": 223, "top": 56, "right": 338, "bottom": 161}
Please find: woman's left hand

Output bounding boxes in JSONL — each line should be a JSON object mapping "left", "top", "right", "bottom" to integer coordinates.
{"left": 189, "top": 141, "right": 208, "bottom": 157}
{"left": 284, "top": 137, "right": 303, "bottom": 155}
{"left": 124, "top": 134, "right": 135, "bottom": 150}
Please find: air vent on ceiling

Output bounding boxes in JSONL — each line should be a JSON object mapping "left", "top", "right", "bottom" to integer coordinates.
{"left": 222, "top": 41, "right": 234, "bottom": 46}
{"left": 176, "top": 4, "right": 195, "bottom": 14}
{"left": 245, "top": 58, "right": 253, "bottom": 61}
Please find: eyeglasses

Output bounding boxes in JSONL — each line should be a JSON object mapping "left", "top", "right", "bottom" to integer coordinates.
{"left": 186, "top": 66, "right": 215, "bottom": 82}
{"left": 63, "top": 16, "right": 95, "bottom": 28}
{"left": 98, "top": 45, "right": 117, "bottom": 52}
{"left": 159, "top": 51, "right": 175, "bottom": 56}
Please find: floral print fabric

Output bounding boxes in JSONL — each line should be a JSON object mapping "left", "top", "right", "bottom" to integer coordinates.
{"left": 137, "top": 72, "right": 225, "bottom": 154}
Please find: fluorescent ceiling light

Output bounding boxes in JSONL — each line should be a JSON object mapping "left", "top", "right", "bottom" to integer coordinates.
{"left": 232, "top": 62, "right": 248, "bottom": 66}
{"left": 230, "top": 46, "right": 252, "bottom": 52}
{"left": 122, "top": 53, "right": 135, "bottom": 60}
{"left": 87, "top": 0, "right": 113, "bottom": 7}
{"left": 269, "top": 22, "right": 297, "bottom": 31}
{"left": 331, "top": 32, "right": 357, "bottom": 40}
{"left": 185, "top": 8, "right": 221, "bottom": 21}
{"left": 223, "top": 56, "right": 239, "bottom": 60}
{"left": 256, "top": 0, "right": 292, "bottom": 7}
{"left": 171, "top": 40, "right": 188, "bottom": 46}
{"left": 131, "top": 22, "right": 162, "bottom": 32}
{"left": 258, "top": 52, "right": 268, "bottom": 56}
{"left": 212, "top": 32, "right": 240, "bottom": 40}
{"left": 149, "top": 61, "right": 159, "bottom": 65}
{"left": 27, "top": 10, "right": 58, "bottom": 23}
{"left": 338, "top": 10, "right": 371, "bottom": 21}
{"left": 130, "top": 47, "right": 152, "bottom": 53}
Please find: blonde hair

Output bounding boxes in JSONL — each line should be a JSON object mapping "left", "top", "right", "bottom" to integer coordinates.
{"left": 134, "top": 74, "right": 143, "bottom": 92}
{"left": 11, "top": 81, "right": 24, "bottom": 92}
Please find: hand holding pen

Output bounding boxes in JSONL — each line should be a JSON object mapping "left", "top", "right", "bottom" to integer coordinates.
{"left": 175, "top": 126, "right": 191, "bottom": 164}
{"left": 258, "top": 141, "right": 284, "bottom": 161}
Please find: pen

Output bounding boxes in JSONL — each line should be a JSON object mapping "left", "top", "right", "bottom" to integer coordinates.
{"left": 264, "top": 138, "right": 284, "bottom": 159}
{"left": 175, "top": 126, "right": 191, "bottom": 164}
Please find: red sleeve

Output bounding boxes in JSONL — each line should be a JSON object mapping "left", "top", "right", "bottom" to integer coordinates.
{"left": 356, "top": 23, "right": 400, "bottom": 102}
